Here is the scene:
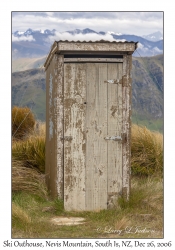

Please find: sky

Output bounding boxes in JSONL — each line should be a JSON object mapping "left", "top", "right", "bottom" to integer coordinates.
{"left": 12, "top": 12, "right": 163, "bottom": 37}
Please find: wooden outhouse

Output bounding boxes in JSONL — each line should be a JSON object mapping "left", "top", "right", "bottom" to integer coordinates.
{"left": 44, "top": 40, "right": 137, "bottom": 211}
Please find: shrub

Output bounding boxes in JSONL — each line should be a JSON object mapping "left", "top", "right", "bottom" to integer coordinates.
{"left": 12, "top": 106, "right": 35, "bottom": 140}
{"left": 131, "top": 124, "right": 163, "bottom": 176}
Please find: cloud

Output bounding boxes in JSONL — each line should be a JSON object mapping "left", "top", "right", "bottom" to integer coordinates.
{"left": 45, "top": 31, "right": 126, "bottom": 43}
{"left": 12, "top": 11, "right": 163, "bottom": 21}
{"left": 12, "top": 12, "right": 163, "bottom": 37}
{"left": 138, "top": 42, "right": 144, "bottom": 49}
{"left": 153, "top": 47, "right": 163, "bottom": 53}
{"left": 137, "top": 42, "right": 149, "bottom": 52}
{"left": 12, "top": 34, "right": 35, "bottom": 42}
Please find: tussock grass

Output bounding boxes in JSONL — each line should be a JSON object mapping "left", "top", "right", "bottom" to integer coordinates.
{"left": 12, "top": 106, "right": 35, "bottom": 140}
{"left": 31, "top": 121, "right": 46, "bottom": 137}
{"left": 12, "top": 160, "right": 48, "bottom": 199}
{"left": 12, "top": 135, "right": 45, "bottom": 173}
{"left": 12, "top": 202, "right": 32, "bottom": 229}
{"left": 131, "top": 124, "right": 163, "bottom": 176}
{"left": 119, "top": 177, "right": 163, "bottom": 212}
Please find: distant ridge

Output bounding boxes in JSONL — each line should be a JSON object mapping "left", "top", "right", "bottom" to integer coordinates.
{"left": 12, "top": 28, "right": 163, "bottom": 59}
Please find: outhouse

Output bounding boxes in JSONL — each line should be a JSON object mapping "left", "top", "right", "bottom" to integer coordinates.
{"left": 44, "top": 40, "right": 137, "bottom": 211}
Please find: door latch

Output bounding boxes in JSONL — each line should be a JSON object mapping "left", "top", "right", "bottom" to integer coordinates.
{"left": 104, "top": 79, "right": 120, "bottom": 84}
{"left": 104, "top": 133, "right": 127, "bottom": 143}
{"left": 104, "top": 135, "right": 122, "bottom": 141}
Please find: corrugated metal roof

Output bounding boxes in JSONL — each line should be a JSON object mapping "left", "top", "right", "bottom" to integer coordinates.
{"left": 56, "top": 40, "right": 138, "bottom": 44}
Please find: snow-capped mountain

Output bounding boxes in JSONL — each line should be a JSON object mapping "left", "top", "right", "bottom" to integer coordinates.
{"left": 66, "top": 28, "right": 98, "bottom": 35}
{"left": 142, "top": 31, "right": 163, "bottom": 42}
{"left": 12, "top": 28, "right": 163, "bottom": 59}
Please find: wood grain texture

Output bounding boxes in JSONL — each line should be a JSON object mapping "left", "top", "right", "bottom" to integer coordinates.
{"left": 85, "top": 63, "right": 96, "bottom": 210}
{"left": 122, "top": 55, "right": 132, "bottom": 200}
{"left": 64, "top": 63, "right": 86, "bottom": 211}
{"left": 86, "top": 63, "right": 108, "bottom": 211}
{"left": 58, "top": 42, "right": 136, "bottom": 52}
{"left": 45, "top": 40, "right": 135, "bottom": 208}
{"left": 46, "top": 56, "right": 132, "bottom": 208}
{"left": 44, "top": 41, "right": 57, "bottom": 70}
{"left": 45, "top": 54, "right": 64, "bottom": 198}
{"left": 55, "top": 55, "right": 64, "bottom": 199}
{"left": 45, "top": 56, "right": 51, "bottom": 191}
{"left": 107, "top": 63, "right": 123, "bottom": 208}
{"left": 45, "top": 54, "right": 56, "bottom": 196}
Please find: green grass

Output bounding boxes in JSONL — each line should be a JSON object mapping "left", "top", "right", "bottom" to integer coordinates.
{"left": 12, "top": 176, "right": 163, "bottom": 238}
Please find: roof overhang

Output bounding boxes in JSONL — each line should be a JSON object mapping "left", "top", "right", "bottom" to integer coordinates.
{"left": 44, "top": 40, "right": 138, "bottom": 70}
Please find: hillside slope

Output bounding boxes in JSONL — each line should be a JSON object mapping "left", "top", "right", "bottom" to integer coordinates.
{"left": 12, "top": 56, "right": 46, "bottom": 73}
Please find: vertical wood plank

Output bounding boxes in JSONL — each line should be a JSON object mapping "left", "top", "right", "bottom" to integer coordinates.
{"left": 127, "top": 55, "right": 132, "bottom": 197}
{"left": 107, "top": 63, "right": 123, "bottom": 208}
{"left": 86, "top": 63, "right": 108, "bottom": 211}
{"left": 85, "top": 63, "right": 96, "bottom": 210}
{"left": 46, "top": 54, "right": 60, "bottom": 198}
{"left": 45, "top": 56, "right": 52, "bottom": 193}
{"left": 64, "top": 63, "right": 86, "bottom": 211}
{"left": 122, "top": 55, "right": 131, "bottom": 200}
{"left": 55, "top": 55, "right": 64, "bottom": 198}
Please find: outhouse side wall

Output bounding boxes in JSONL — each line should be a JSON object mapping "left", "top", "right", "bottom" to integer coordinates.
{"left": 46, "top": 54, "right": 64, "bottom": 198}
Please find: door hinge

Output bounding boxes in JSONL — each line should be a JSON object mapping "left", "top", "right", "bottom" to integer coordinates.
{"left": 122, "top": 75, "right": 132, "bottom": 87}
{"left": 121, "top": 133, "right": 127, "bottom": 143}
{"left": 60, "top": 136, "right": 72, "bottom": 141}
{"left": 104, "top": 76, "right": 131, "bottom": 87}
{"left": 122, "top": 75, "right": 128, "bottom": 87}
{"left": 104, "top": 133, "right": 127, "bottom": 143}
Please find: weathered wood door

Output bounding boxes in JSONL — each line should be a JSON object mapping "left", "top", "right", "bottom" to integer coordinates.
{"left": 64, "top": 62, "right": 123, "bottom": 211}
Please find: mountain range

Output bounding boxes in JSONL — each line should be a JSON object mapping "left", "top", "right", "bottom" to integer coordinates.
{"left": 12, "top": 28, "right": 163, "bottom": 59}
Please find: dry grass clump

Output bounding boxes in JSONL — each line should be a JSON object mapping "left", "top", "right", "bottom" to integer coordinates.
{"left": 12, "top": 135, "right": 45, "bottom": 173}
{"left": 12, "top": 113, "right": 47, "bottom": 197}
{"left": 12, "top": 202, "right": 32, "bottom": 225}
{"left": 12, "top": 160, "right": 48, "bottom": 198}
{"left": 131, "top": 124, "right": 163, "bottom": 176}
{"left": 30, "top": 121, "right": 46, "bottom": 137}
{"left": 130, "top": 177, "right": 163, "bottom": 211}
{"left": 117, "top": 176, "right": 163, "bottom": 237}
{"left": 12, "top": 106, "right": 35, "bottom": 140}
